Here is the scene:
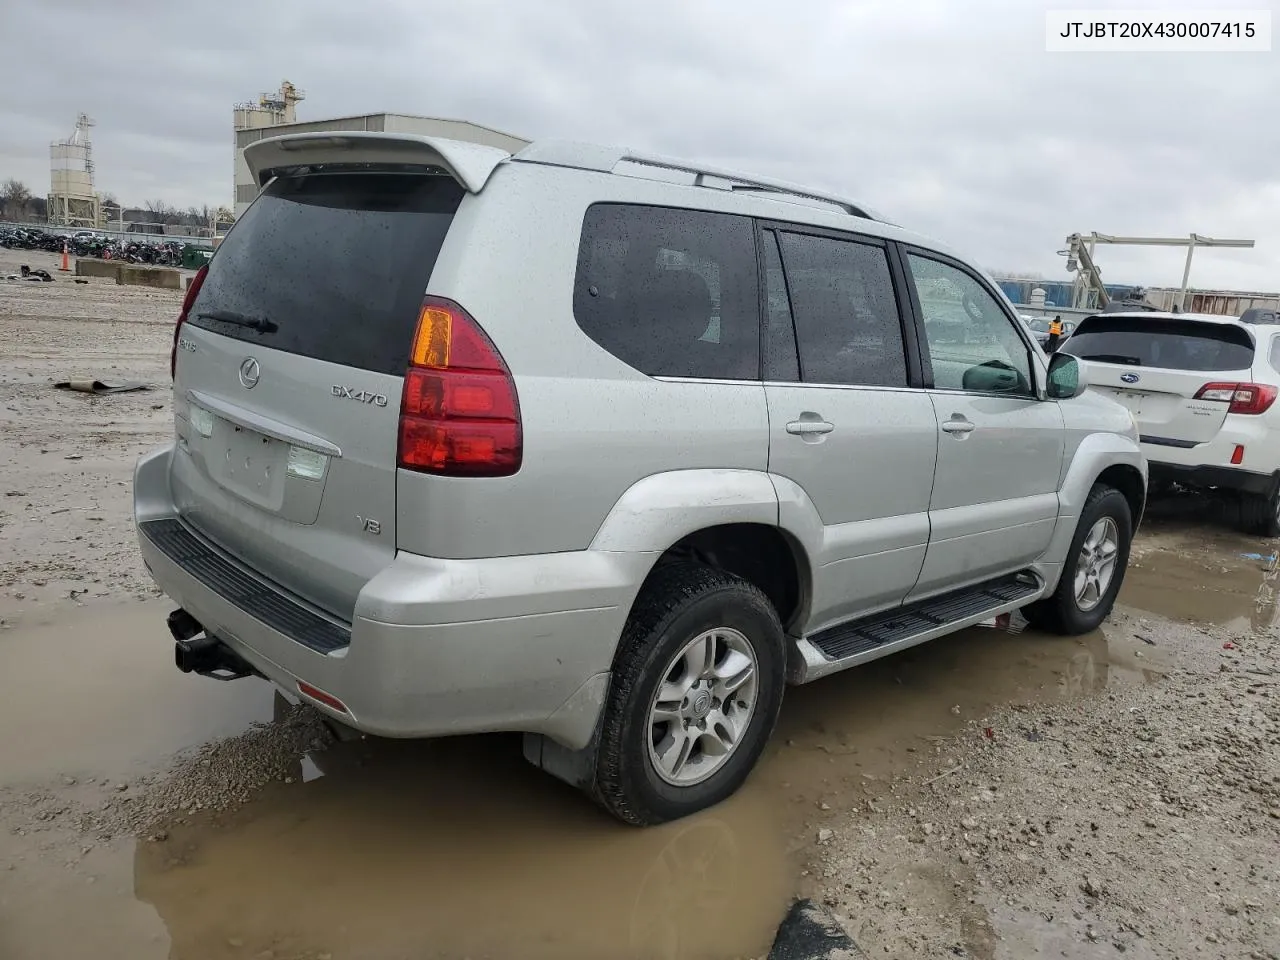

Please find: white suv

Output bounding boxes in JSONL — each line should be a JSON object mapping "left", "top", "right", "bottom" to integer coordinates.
{"left": 1063, "top": 308, "right": 1280, "bottom": 533}
{"left": 135, "top": 130, "right": 1147, "bottom": 825}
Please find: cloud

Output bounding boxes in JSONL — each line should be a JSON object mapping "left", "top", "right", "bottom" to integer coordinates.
{"left": 3, "top": 0, "right": 1276, "bottom": 289}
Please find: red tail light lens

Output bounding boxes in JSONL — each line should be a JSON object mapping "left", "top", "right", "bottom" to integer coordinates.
{"left": 1195, "top": 381, "right": 1278, "bottom": 415}
{"left": 398, "top": 298, "right": 522, "bottom": 477}
{"left": 171, "top": 264, "right": 208, "bottom": 378}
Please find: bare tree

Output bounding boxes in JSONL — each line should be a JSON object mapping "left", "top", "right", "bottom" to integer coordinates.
{"left": 2, "top": 179, "right": 33, "bottom": 221}
{"left": 144, "top": 198, "right": 177, "bottom": 224}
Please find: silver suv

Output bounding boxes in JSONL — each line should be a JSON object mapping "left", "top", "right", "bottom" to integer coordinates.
{"left": 135, "top": 130, "right": 1147, "bottom": 825}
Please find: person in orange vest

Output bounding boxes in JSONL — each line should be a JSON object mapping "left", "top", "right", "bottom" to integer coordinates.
{"left": 1045, "top": 314, "right": 1065, "bottom": 353}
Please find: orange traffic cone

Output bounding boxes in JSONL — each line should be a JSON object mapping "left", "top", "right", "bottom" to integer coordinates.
{"left": 60, "top": 241, "right": 70, "bottom": 272}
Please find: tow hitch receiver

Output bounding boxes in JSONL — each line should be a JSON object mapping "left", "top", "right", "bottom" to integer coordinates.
{"left": 168, "top": 609, "right": 255, "bottom": 681}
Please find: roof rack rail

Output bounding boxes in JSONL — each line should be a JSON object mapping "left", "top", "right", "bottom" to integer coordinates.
{"left": 511, "top": 140, "right": 878, "bottom": 221}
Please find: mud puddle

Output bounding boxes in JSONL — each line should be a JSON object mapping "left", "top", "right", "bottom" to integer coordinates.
{"left": 136, "top": 736, "right": 791, "bottom": 960}
{"left": 0, "top": 602, "right": 272, "bottom": 785}
{"left": 1122, "top": 510, "right": 1279, "bottom": 631}
{"left": 760, "top": 616, "right": 1166, "bottom": 827}
{"left": 127, "top": 617, "right": 1160, "bottom": 960}
{"left": 0, "top": 538, "right": 1240, "bottom": 960}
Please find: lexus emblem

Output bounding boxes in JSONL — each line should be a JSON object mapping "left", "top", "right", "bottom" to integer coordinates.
{"left": 1120, "top": 372, "right": 1140, "bottom": 384}
{"left": 238, "top": 357, "right": 261, "bottom": 389}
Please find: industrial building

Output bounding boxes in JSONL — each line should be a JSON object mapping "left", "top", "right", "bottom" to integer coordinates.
{"left": 48, "top": 113, "right": 101, "bottom": 228}
{"left": 996, "top": 276, "right": 1280, "bottom": 317}
{"left": 232, "top": 83, "right": 530, "bottom": 218}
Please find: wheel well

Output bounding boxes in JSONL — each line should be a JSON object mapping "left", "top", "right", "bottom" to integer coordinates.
{"left": 1096, "top": 464, "right": 1146, "bottom": 526}
{"left": 647, "top": 523, "right": 807, "bottom": 632}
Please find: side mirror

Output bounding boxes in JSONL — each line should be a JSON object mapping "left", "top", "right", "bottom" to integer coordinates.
{"left": 962, "top": 360, "right": 1025, "bottom": 393}
{"left": 1046, "top": 353, "right": 1087, "bottom": 399}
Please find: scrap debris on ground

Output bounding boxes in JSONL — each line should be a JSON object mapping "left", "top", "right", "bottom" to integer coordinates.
{"left": 809, "top": 608, "right": 1280, "bottom": 959}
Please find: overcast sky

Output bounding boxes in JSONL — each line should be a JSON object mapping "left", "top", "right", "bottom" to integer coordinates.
{"left": 3, "top": 0, "right": 1277, "bottom": 290}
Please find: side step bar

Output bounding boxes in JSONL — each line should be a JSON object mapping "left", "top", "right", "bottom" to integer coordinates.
{"left": 790, "top": 572, "right": 1043, "bottom": 683}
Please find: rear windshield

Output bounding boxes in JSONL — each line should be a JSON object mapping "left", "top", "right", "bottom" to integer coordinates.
{"left": 1063, "top": 316, "right": 1255, "bottom": 371}
{"left": 189, "top": 172, "right": 463, "bottom": 376}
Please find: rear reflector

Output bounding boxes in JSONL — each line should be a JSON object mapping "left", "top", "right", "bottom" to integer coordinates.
{"left": 398, "top": 297, "right": 522, "bottom": 477}
{"left": 1194, "top": 381, "right": 1278, "bottom": 416}
{"left": 1231, "top": 444, "right": 1245, "bottom": 465}
{"left": 297, "top": 681, "right": 348, "bottom": 714}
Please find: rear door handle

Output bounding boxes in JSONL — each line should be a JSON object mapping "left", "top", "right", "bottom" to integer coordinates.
{"left": 786, "top": 420, "right": 834, "bottom": 436}
{"left": 941, "top": 418, "right": 975, "bottom": 435}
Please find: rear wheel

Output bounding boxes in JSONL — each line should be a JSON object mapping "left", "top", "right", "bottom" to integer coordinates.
{"left": 1023, "top": 485, "right": 1132, "bottom": 635}
{"left": 1239, "top": 490, "right": 1280, "bottom": 537}
{"left": 593, "top": 563, "right": 786, "bottom": 826}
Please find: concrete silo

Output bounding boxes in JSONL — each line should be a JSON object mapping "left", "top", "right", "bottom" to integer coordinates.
{"left": 233, "top": 82, "right": 306, "bottom": 213}
{"left": 48, "top": 113, "right": 101, "bottom": 228}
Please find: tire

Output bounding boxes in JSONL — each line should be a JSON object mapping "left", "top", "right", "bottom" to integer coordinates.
{"left": 592, "top": 562, "right": 786, "bottom": 826}
{"left": 1023, "top": 485, "right": 1132, "bottom": 635}
{"left": 1239, "top": 491, "right": 1280, "bottom": 537}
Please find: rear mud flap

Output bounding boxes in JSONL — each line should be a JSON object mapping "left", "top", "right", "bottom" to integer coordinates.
{"left": 522, "top": 729, "right": 602, "bottom": 792}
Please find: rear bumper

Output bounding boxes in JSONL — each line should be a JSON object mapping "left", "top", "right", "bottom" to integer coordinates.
{"left": 1148, "top": 461, "right": 1279, "bottom": 497}
{"left": 134, "top": 444, "right": 651, "bottom": 749}
{"left": 1142, "top": 418, "right": 1280, "bottom": 497}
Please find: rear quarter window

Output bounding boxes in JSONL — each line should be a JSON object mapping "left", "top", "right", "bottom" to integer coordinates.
{"left": 1064, "top": 317, "right": 1255, "bottom": 371}
{"left": 1268, "top": 335, "right": 1280, "bottom": 374}
{"left": 573, "top": 204, "right": 760, "bottom": 380}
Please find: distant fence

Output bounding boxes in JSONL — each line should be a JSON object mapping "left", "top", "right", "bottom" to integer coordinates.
{"left": 995, "top": 276, "right": 1280, "bottom": 318}
{"left": 0, "top": 220, "right": 220, "bottom": 248}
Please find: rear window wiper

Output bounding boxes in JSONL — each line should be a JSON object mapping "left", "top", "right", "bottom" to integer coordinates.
{"left": 197, "top": 309, "right": 279, "bottom": 334}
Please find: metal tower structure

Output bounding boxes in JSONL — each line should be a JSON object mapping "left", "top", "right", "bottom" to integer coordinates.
{"left": 234, "top": 81, "right": 306, "bottom": 131}
{"left": 233, "top": 82, "right": 306, "bottom": 210}
{"left": 1063, "top": 232, "right": 1255, "bottom": 311}
{"left": 48, "top": 113, "right": 101, "bottom": 228}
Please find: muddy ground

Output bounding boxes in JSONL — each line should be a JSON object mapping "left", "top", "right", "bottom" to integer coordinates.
{"left": 1, "top": 248, "right": 1277, "bottom": 960}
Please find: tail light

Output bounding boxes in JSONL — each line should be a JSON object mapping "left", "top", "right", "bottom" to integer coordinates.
{"left": 398, "top": 297, "right": 522, "bottom": 477}
{"left": 1194, "top": 382, "right": 1278, "bottom": 416}
{"left": 171, "top": 264, "right": 208, "bottom": 378}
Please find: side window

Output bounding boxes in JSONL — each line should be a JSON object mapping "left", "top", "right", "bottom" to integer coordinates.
{"left": 573, "top": 204, "right": 760, "bottom": 380}
{"left": 761, "top": 230, "right": 800, "bottom": 381}
{"left": 907, "top": 253, "right": 1033, "bottom": 396}
{"left": 777, "top": 232, "right": 908, "bottom": 387}
{"left": 1269, "top": 335, "right": 1280, "bottom": 374}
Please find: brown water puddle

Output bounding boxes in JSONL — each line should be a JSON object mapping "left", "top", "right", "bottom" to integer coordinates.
{"left": 0, "top": 602, "right": 273, "bottom": 785}
{"left": 135, "top": 736, "right": 790, "bottom": 960}
{"left": 1122, "top": 515, "right": 1279, "bottom": 631}
{"left": 0, "top": 526, "right": 1264, "bottom": 960}
{"left": 129, "top": 617, "right": 1167, "bottom": 960}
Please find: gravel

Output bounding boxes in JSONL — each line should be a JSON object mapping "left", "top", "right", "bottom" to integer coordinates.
{"left": 813, "top": 614, "right": 1280, "bottom": 959}
{"left": 1, "top": 702, "right": 332, "bottom": 843}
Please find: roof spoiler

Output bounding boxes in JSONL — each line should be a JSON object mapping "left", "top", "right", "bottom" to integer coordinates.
{"left": 243, "top": 131, "right": 511, "bottom": 193}
{"left": 1239, "top": 308, "right": 1280, "bottom": 325}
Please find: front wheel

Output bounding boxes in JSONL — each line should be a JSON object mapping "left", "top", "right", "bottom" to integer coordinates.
{"left": 592, "top": 563, "right": 786, "bottom": 826}
{"left": 1023, "top": 485, "right": 1132, "bottom": 635}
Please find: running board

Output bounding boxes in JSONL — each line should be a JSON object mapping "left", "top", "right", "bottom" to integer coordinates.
{"left": 789, "top": 572, "right": 1043, "bottom": 683}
